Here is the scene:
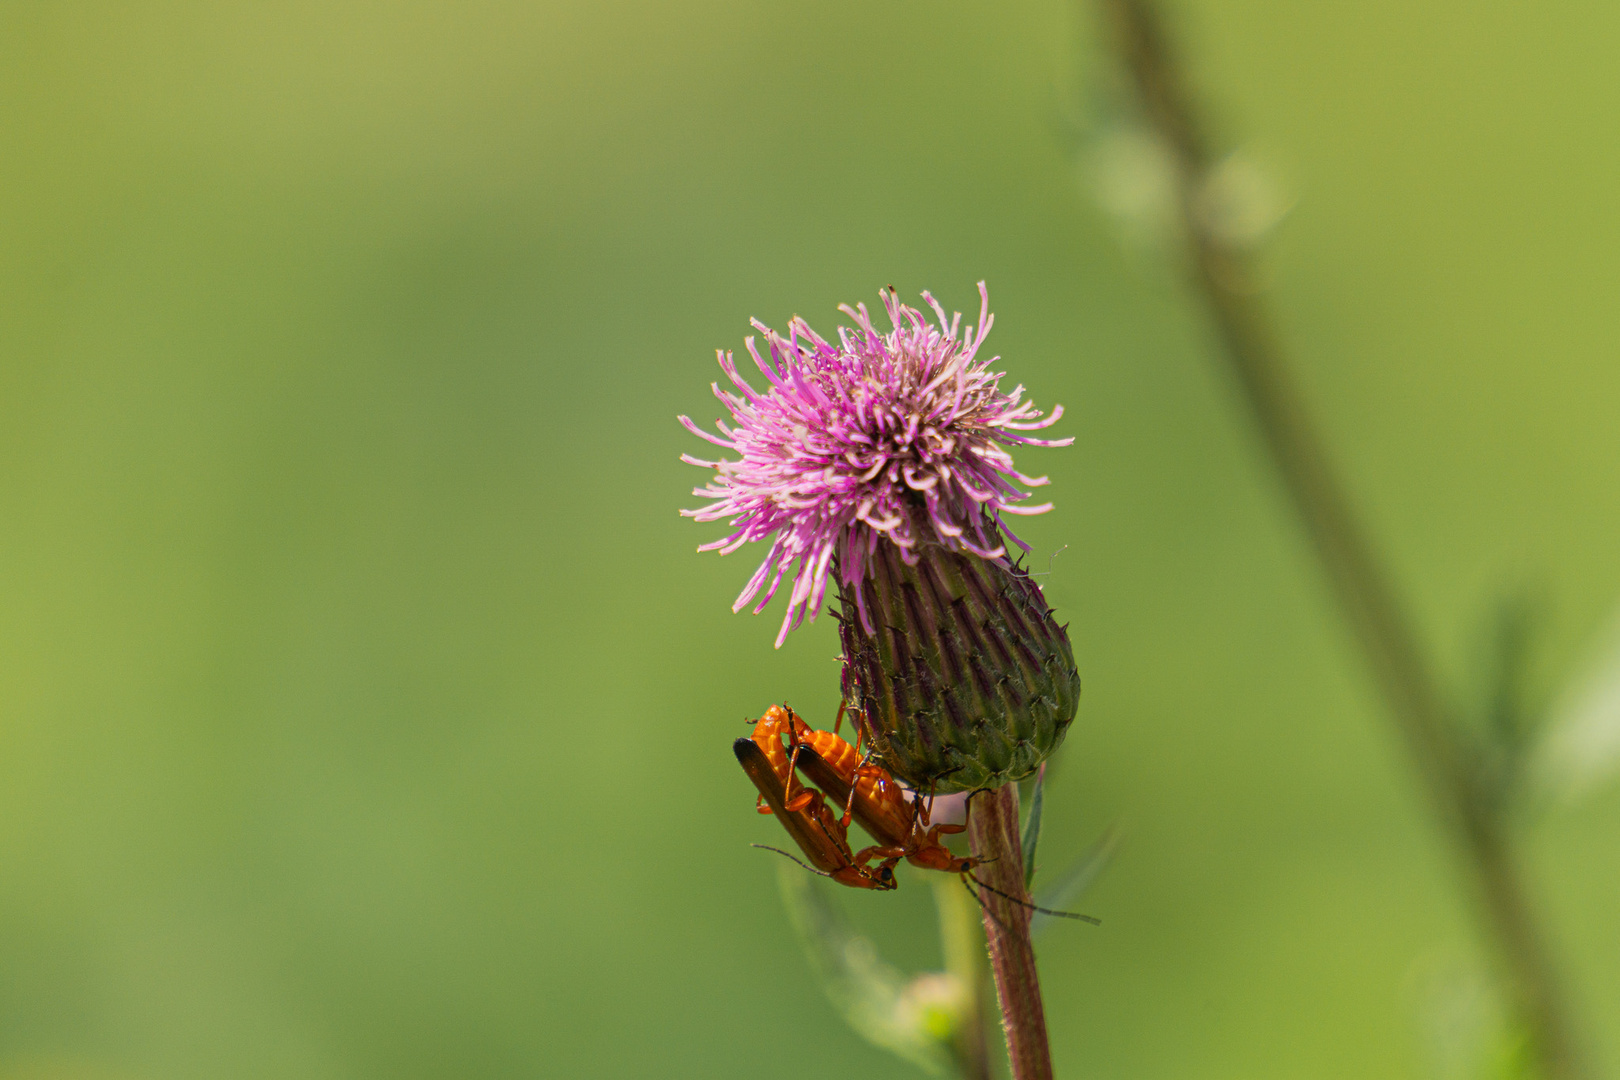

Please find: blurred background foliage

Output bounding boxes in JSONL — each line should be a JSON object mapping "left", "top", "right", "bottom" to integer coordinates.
{"left": 2, "top": 1, "right": 1619, "bottom": 1077}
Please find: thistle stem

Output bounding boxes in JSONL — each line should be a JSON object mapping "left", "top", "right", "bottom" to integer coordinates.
{"left": 1093, "top": 2, "right": 1588, "bottom": 1076}
{"left": 969, "top": 782, "right": 1053, "bottom": 1080}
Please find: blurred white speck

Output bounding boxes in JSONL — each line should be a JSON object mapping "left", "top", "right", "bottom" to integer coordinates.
{"left": 1531, "top": 600, "right": 1620, "bottom": 805}
{"left": 1197, "top": 149, "right": 1295, "bottom": 250}
{"left": 1406, "top": 950, "right": 1505, "bottom": 1080}
{"left": 1088, "top": 127, "right": 1180, "bottom": 245}
{"left": 1088, "top": 131, "right": 1294, "bottom": 253}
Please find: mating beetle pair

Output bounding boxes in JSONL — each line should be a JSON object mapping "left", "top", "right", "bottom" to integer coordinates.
{"left": 734, "top": 703, "right": 1095, "bottom": 924}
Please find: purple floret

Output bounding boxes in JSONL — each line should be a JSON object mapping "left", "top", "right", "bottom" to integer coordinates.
{"left": 680, "top": 282, "right": 1071, "bottom": 648}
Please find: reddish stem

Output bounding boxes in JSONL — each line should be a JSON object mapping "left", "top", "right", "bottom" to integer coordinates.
{"left": 969, "top": 782, "right": 1053, "bottom": 1080}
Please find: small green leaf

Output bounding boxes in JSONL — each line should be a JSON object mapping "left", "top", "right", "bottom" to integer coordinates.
{"left": 1464, "top": 590, "right": 1539, "bottom": 811}
{"left": 1021, "top": 763, "right": 1047, "bottom": 890}
{"left": 1484, "top": 594, "right": 1536, "bottom": 747}
{"left": 775, "top": 863, "right": 965, "bottom": 1076}
{"left": 1031, "top": 826, "right": 1119, "bottom": 938}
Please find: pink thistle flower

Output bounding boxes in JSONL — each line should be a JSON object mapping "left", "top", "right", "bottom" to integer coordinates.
{"left": 680, "top": 283, "right": 1071, "bottom": 648}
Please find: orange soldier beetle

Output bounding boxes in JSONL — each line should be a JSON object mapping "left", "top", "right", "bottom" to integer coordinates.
{"left": 744, "top": 704, "right": 817, "bottom": 816}
{"left": 737, "top": 703, "right": 1096, "bottom": 922}
{"left": 797, "top": 702, "right": 908, "bottom": 831}
{"left": 732, "top": 735, "right": 897, "bottom": 892}
{"left": 793, "top": 707, "right": 1100, "bottom": 925}
{"left": 790, "top": 710, "right": 979, "bottom": 878}
{"left": 747, "top": 702, "right": 895, "bottom": 826}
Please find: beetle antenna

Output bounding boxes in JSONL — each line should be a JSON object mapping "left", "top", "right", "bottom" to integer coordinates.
{"left": 751, "top": 844, "right": 832, "bottom": 878}
{"left": 962, "top": 876, "right": 1015, "bottom": 932}
{"left": 966, "top": 870, "right": 1101, "bottom": 925}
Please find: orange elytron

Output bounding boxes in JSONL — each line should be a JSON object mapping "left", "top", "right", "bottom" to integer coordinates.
{"left": 790, "top": 706, "right": 979, "bottom": 877}
{"left": 796, "top": 702, "right": 910, "bottom": 831}
{"left": 732, "top": 733, "right": 897, "bottom": 892}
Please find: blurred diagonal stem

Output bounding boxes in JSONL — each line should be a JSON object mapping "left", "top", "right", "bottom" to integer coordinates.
{"left": 1091, "top": 1, "right": 1589, "bottom": 1077}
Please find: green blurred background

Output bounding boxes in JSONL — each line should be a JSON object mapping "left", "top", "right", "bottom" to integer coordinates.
{"left": 4, "top": 1, "right": 1620, "bottom": 1077}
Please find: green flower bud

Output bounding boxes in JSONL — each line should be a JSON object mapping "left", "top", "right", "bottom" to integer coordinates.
{"left": 839, "top": 537, "right": 1081, "bottom": 793}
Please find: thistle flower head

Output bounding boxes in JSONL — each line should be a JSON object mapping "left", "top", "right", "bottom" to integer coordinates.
{"left": 680, "top": 283, "right": 1071, "bottom": 647}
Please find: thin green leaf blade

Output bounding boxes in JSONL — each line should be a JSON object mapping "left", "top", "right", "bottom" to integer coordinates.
{"left": 774, "top": 863, "right": 964, "bottom": 1076}
{"left": 1031, "top": 826, "right": 1120, "bottom": 938}
{"left": 1020, "top": 762, "right": 1046, "bottom": 890}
